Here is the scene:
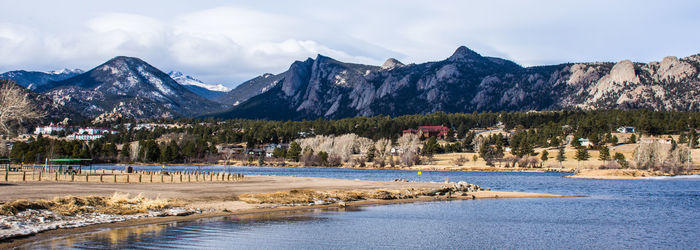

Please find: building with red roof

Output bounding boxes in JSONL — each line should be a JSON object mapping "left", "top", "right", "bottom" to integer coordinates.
{"left": 403, "top": 126, "right": 450, "bottom": 139}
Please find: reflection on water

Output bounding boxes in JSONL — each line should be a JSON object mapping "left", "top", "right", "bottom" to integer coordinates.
{"left": 27, "top": 207, "right": 363, "bottom": 249}
{"left": 23, "top": 169, "right": 700, "bottom": 249}
{"left": 27, "top": 223, "right": 169, "bottom": 249}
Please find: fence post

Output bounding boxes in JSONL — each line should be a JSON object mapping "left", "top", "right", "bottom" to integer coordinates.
{"left": 4, "top": 170, "right": 7, "bottom": 182}
{"left": 126, "top": 174, "right": 129, "bottom": 183}
{"left": 139, "top": 174, "right": 142, "bottom": 183}
{"left": 85, "top": 174, "right": 88, "bottom": 182}
{"left": 170, "top": 174, "right": 173, "bottom": 183}
{"left": 55, "top": 172, "right": 58, "bottom": 181}
{"left": 100, "top": 174, "right": 103, "bottom": 183}
{"left": 38, "top": 171, "right": 42, "bottom": 182}
{"left": 179, "top": 174, "right": 182, "bottom": 183}
{"left": 161, "top": 174, "right": 164, "bottom": 183}
{"left": 114, "top": 174, "right": 117, "bottom": 183}
{"left": 22, "top": 171, "right": 26, "bottom": 182}
{"left": 71, "top": 173, "right": 75, "bottom": 182}
{"left": 150, "top": 174, "right": 153, "bottom": 183}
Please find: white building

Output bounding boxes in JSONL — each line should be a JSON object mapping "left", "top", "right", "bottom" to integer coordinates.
{"left": 616, "top": 126, "right": 635, "bottom": 133}
{"left": 578, "top": 138, "right": 592, "bottom": 147}
{"left": 67, "top": 133, "right": 104, "bottom": 141}
{"left": 34, "top": 123, "right": 65, "bottom": 135}
{"left": 78, "top": 127, "right": 117, "bottom": 135}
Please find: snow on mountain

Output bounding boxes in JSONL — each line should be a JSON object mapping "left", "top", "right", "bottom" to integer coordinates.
{"left": 168, "top": 71, "right": 230, "bottom": 92}
{"left": 0, "top": 69, "right": 83, "bottom": 89}
{"left": 48, "top": 68, "right": 84, "bottom": 75}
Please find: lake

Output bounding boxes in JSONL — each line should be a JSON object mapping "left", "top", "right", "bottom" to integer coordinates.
{"left": 24, "top": 166, "right": 700, "bottom": 249}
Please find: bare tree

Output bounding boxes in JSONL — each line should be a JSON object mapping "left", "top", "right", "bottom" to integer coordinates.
{"left": 633, "top": 142, "right": 665, "bottom": 170}
{"left": 397, "top": 133, "right": 420, "bottom": 166}
{"left": 0, "top": 81, "right": 43, "bottom": 136}
{"left": 220, "top": 147, "right": 236, "bottom": 165}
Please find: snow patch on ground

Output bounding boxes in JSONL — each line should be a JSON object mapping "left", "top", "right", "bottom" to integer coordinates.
{"left": 0, "top": 208, "right": 198, "bottom": 240}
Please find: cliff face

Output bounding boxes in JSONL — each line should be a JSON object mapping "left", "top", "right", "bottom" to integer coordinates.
{"left": 213, "top": 46, "right": 699, "bottom": 120}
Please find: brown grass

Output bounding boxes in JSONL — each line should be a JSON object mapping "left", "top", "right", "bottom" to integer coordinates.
{"left": 0, "top": 193, "right": 176, "bottom": 216}
{"left": 238, "top": 188, "right": 427, "bottom": 204}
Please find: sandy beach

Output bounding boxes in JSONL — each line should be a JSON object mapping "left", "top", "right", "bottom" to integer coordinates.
{"left": 566, "top": 169, "right": 700, "bottom": 180}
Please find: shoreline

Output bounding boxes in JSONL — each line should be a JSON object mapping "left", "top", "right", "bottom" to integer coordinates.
{"left": 88, "top": 162, "right": 575, "bottom": 173}
{"left": 1, "top": 191, "right": 576, "bottom": 248}
{"left": 565, "top": 169, "right": 700, "bottom": 180}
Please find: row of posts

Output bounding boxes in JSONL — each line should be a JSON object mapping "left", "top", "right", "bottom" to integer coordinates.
{"left": 2, "top": 169, "right": 244, "bottom": 183}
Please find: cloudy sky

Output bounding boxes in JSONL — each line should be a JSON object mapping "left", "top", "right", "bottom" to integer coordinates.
{"left": 1, "top": 0, "right": 699, "bottom": 87}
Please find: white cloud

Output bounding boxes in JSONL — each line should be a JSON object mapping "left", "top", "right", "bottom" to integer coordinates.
{"left": 0, "top": 0, "right": 698, "bottom": 86}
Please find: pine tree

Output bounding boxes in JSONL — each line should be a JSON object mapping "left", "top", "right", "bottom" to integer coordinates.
{"left": 287, "top": 141, "right": 302, "bottom": 162}
{"left": 613, "top": 152, "right": 628, "bottom": 168}
{"left": 121, "top": 143, "right": 131, "bottom": 162}
{"left": 541, "top": 150, "right": 549, "bottom": 162}
{"left": 556, "top": 147, "right": 566, "bottom": 167}
{"left": 366, "top": 145, "right": 376, "bottom": 162}
{"left": 598, "top": 146, "right": 610, "bottom": 161}
{"left": 574, "top": 147, "right": 590, "bottom": 167}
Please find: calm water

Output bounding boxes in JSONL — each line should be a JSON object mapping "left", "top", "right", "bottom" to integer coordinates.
{"left": 26, "top": 166, "right": 700, "bottom": 249}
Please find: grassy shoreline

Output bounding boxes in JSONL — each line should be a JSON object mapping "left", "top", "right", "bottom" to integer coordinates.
{"left": 1, "top": 191, "right": 575, "bottom": 248}
{"left": 0, "top": 175, "right": 574, "bottom": 247}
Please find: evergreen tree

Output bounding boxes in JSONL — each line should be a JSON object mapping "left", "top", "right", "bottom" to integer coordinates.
{"left": 121, "top": 144, "right": 131, "bottom": 162}
{"left": 422, "top": 137, "right": 440, "bottom": 156}
{"left": 628, "top": 134, "right": 637, "bottom": 143}
{"left": 613, "top": 152, "right": 628, "bottom": 168}
{"left": 540, "top": 150, "right": 549, "bottom": 163}
{"left": 317, "top": 151, "right": 329, "bottom": 166}
{"left": 574, "top": 147, "right": 590, "bottom": 167}
{"left": 556, "top": 147, "right": 566, "bottom": 167}
{"left": 366, "top": 145, "right": 376, "bottom": 162}
{"left": 258, "top": 153, "right": 265, "bottom": 166}
{"left": 272, "top": 147, "right": 287, "bottom": 158}
{"left": 611, "top": 135, "right": 619, "bottom": 145}
{"left": 598, "top": 146, "right": 611, "bottom": 161}
{"left": 287, "top": 141, "right": 302, "bottom": 162}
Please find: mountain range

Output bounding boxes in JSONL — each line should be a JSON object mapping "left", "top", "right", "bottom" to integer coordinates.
{"left": 0, "top": 69, "right": 83, "bottom": 90}
{"left": 33, "top": 56, "right": 225, "bottom": 120}
{"left": 212, "top": 46, "right": 700, "bottom": 120}
{"left": 2, "top": 46, "right": 699, "bottom": 121}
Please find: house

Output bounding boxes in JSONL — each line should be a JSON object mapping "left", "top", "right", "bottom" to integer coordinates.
{"left": 247, "top": 148, "right": 265, "bottom": 157}
{"left": 34, "top": 123, "right": 65, "bottom": 135}
{"left": 578, "top": 138, "right": 592, "bottom": 147}
{"left": 219, "top": 144, "right": 245, "bottom": 154}
{"left": 616, "top": 126, "right": 635, "bottom": 133}
{"left": 403, "top": 126, "right": 450, "bottom": 139}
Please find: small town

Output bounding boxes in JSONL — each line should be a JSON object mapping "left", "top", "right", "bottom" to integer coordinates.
{"left": 0, "top": 1, "right": 699, "bottom": 249}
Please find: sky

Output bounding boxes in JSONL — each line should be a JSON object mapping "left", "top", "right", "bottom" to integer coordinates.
{"left": 1, "top": 0, "right": 699, "bottom": 87}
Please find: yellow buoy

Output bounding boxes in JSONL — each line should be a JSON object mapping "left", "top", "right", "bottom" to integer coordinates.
{"left": 417, "top": 171, "right": 422, "bottom": 175}
{"left": 162, "top": 165, "right": 165, "bottom": 169}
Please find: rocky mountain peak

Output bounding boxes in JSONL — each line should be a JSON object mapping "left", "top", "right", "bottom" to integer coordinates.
{"left": 381, "top": 58, "right": 405, "bottom": 70}
{"left": 448, "top": 46, "right": 483, "bottom": 62}
{"left": 608, "top": 60, "right": 640, "bottom": 84}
